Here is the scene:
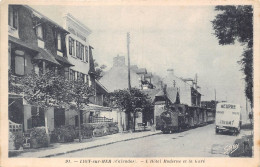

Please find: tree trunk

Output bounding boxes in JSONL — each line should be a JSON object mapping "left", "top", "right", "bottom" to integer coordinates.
{"left": 44, "top": 108, "right": 48, "bottom": 134}
{"left": 78, "top": 111, "right": 82, "bottom": 142}
{"left": 133, "top": 111, "right": 136, "bottom": 132}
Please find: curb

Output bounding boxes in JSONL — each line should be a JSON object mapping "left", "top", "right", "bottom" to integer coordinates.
{"left": 40, "top": 131, "right": 162, "bottom": 158}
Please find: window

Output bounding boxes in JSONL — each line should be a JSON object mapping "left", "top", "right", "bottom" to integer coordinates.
{"left": 69, "top": 37, "right": 72, "bottom": 55}
{"left": 80, "top": 44, "right": 84, "bottom": 61}
{"left": 15, "top": 55, "right": 25, "bottom": 75}
{"left": 36, "top": 25, "right": 44, "bottom": 40}
{"left": 70, "top": 69, "right": 75, "bottom": 81}
{"left": 75, "top": 71, "right": 78, "bottom": 81}
{"left": 76, "top": 41, "right": 79, "bottom": 58}
{"left": 84, "top": 74, "right": 89, "bottom": 85}
{"left": 57, "top": 33, "right": 61, "bottom": 51}
{"left": 8, "top": 43, "right": 11, "bottom": 70}
{"left": 77, "top": 72, "right": 80, "bottom": 81}
{"left": 69, "top": 37, "right": 75, "bottom": 56}
{"left": 80, "top": 73, "right": 84, "bottom": 82}
{"left": 85, "top": 46, "right": 89, "bottom": 62}
{"left": 8, "top": 6, "right": 18, "bottom": 29}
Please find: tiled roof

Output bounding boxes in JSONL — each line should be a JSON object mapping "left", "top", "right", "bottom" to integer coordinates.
{"left": 33, "top": 48, "right": 61, "bottom": 65}
{"left": 141, "top": 89, "right": 161, "bottom": 102}
{"left": 54, "top": 54, "right": 74, "bottom": 66}
{"left": 9, "top": 35, "right": 61, "bottom": 65}
{"left": 9, "top": 35, "right": 38, "bottom": 52}
{"left": 136, "top": 68, "right": 147, "bottom": 74}
{"left": 24, "top": 5, "right": 69, "bottom": 34}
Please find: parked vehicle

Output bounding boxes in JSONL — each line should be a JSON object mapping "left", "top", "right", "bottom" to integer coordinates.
{"left": 160, "top": 104, "right": 215, "bottom": 134}
{"left": 215, "top": 102, "right": 241, "bottom": 135}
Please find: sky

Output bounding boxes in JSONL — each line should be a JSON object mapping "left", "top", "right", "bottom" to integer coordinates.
{"left": 31, "top": 5, "right": 250, "bottom": 116}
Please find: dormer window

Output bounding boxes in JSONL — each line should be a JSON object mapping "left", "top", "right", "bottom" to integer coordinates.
{"left": 57, "top": 33, "right": 62, "bottom": 51}
{"left": 8, "top": 6, "right": 18, "bottom": 29}
{"left": 36, "top": 25, "right": 44, "bottom": 40}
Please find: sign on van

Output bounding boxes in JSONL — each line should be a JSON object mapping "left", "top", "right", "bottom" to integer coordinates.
{"left": 220, "top": 104, "right": 236, "bottom": 109}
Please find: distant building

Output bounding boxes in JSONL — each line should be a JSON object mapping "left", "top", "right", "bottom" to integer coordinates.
{"left": 162, "top": 69, "right": 201, "bottom": 107}
{"left": 100, "top": 55, "right": 155, "bottom": 92}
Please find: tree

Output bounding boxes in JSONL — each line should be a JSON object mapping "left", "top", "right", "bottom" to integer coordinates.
{"left": 20, "top": 70, "right": 69, "bottom": 134}
{"left": 108, "top": 88, "right": 153, "bottom": 131}
{"left": 212, "top": 5, "right": 253, "bottom": 106}
{"left": 94, "top": 59, "right": 107, "bottom": 80}
{"left": 18, "top": 70, "right": 94, "bottom": 142}
{"left": 65, "top": 78, "right": 94, "bottom": 142}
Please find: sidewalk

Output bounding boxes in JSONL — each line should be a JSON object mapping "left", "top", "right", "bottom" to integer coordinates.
{"left": 15, "top": 130, "right": 161, "bottom": 158}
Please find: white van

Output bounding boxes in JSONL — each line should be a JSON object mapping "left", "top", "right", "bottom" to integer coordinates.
{"left": 215, "top": 103, "right": 242, "bottom": 134}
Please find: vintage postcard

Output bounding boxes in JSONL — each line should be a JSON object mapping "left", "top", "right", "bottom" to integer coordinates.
{"left": 0, "top": 0, "right": 259, "bottom": 166}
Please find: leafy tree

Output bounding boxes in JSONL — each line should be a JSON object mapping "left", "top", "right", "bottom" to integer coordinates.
{"left": 108, "top": 88, "right": 153, "bottom": 131}
{"left": 20, "top": 70, "right": 69, "bottom": 134}
{"left": 10, "top": 69, "right": 94, "bottom": 142}
{"left": 94, "top": 59, "right": 107, "bottom": 80}
{"left": 212, "top": 5, "right": 253, "bottom": 107}
{"left": 65, "top": 78, "right": 94, "bottom": 142}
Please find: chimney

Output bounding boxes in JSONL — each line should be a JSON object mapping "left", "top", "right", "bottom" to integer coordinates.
{"left": 167, "top": 69, "right": 174, "bottom": 76}
{"left": 113, "top": 55, "right": 125, "bottom": 67}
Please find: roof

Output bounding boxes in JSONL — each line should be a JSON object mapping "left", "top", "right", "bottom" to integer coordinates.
{"left": 141, "top": 89, "right": 161, "bottom": 102}
{"left": 9, "top": 35, "right": 38, "bottom": 52}
{"left": 54, "top": 54, "right": 74, "bottom": 66}
{"left": 154, "top": 87, "right": 179, "bottom": 104}
{"left": 165, "top": 87, "right": 178, "bottom": 104}
{"left": 144, "top": 72, "right": 152, "bottom": 78}
{"left": 33, "top": 48, "right": 60, "bottom": 65}
{"left": 9, "top": 35, "right": 61, "bottom": 66}
{"left": 63, "top": 13, "right": 92, "bottom": 35}
{"left": 96, "top": 80, "right": 109, "bottom": 94}
{"left": 84, "top": 103, "right": 111, "bottom": 112}
{"left": 136, "top": 68, "right": 147, "bottom": 74}
{"left": 24, "top": 5, "right": 69, "bottom": 34}
{"left": 155, "top": 90, "right": 164, "bottom": 97}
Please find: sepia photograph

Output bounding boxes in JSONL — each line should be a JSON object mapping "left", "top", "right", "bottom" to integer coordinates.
{"left": 1, "top": 0, "right": 259, "bottom": 166}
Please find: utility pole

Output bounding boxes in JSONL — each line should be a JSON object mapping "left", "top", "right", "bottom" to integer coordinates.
{"left": 127, "top": 32, "right": 132, "bottom": 132}
{"left": 127, "top": 32, "right": 131, "bottom": 91}
{"left": 214, "top": 89, "right": 217, "bottom": 109}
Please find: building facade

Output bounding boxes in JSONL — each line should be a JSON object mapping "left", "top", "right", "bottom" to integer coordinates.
{"left": 8, "top": 5, "right": 74, "bottom": 132}
{"left": 62, "top": 13, "right": 110, "bottom": 126}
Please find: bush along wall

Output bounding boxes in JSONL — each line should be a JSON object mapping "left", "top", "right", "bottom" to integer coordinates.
{"left": 30, "top": 127, "right": 50, "bottom": 148}
{"left": 51, "top": 125, "right": 76, "bottom": 143}
{"left": 92, "top": 122, "right": 119, "bottom": 137}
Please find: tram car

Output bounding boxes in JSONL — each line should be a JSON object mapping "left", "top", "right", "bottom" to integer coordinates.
{"left": 159, "top": 104, "right": 215, "bottom": 134}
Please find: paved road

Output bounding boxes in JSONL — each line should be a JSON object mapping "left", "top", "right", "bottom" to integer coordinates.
{"left": 55, "top": 124, "right": 252, "bottom": 157}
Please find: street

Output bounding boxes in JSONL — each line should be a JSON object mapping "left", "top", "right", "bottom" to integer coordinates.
{"left": 54, "top": 124, "right": 251, "bottom": 157}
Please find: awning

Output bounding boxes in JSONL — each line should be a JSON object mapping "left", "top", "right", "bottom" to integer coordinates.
{"left": 33, "top": 48, "right": 60, "bottom": 65}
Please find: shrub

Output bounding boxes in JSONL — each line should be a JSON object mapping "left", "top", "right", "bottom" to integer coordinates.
{"left": 108, "top": 122, "right": 119, "bottom": 134}
{"left": 80, "top": 124, "right": 94, "bottom": 139}
{"left": 13, "top": 131, "right": 24, "bottom": 150}
{"left": 30, "top": 127, "right": 50, "bottom": 148}
{"left": 52, "top": 125, "right": 76, "bottom": 143}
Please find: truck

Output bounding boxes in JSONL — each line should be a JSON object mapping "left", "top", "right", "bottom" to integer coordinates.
{"left": 215, "top": 102, "right": 242, "bottom": 135}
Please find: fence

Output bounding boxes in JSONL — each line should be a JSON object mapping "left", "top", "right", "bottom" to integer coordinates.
{"left": 90, "top": 116, "right": 113, "bottom": 123}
